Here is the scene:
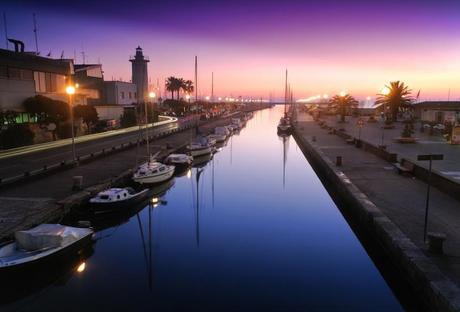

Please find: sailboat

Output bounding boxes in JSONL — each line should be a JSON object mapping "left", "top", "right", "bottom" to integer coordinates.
{"left": 277, "top": 69, "right": 292, "bottom": 135}
{"left": 133, "top": 101, "right": 175, "bottom": 184}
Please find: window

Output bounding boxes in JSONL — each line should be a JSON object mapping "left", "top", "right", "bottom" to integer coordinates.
{"left": 129, "top": 92, "right": 132, "bottom": 99}
{"left": 121, "top": 91, "right": 125, "bottom": 99}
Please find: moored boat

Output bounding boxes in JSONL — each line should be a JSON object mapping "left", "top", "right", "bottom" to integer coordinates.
{"left": 133, "top": 161, "right": 175, "bottom": 184}
{"left": 0, "top": 224, "right": 93, "bottom": 272}
{"left": 187, "top": 136, "right": 213, "bottom": 157}
{"left": 89, "top": 187, "right": 149, "bottom": 213}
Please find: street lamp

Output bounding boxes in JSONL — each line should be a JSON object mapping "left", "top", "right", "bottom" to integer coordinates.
{"left": 66, "top": 85, "right": 77, "bottom": 162}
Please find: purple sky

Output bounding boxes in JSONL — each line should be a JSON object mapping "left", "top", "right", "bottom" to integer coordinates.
{"left": 4, "top": 0, "right": 460, "bottom": 100}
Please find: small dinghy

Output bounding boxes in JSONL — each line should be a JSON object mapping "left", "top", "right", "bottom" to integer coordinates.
{"left": 164, "top": 154, "right": 193, "bottom": 167}
{"left": 0, "top": 224, "right": 93, "bottom": 271}
{"left": 89, "top": 187, "right": 149, "bottom": 213}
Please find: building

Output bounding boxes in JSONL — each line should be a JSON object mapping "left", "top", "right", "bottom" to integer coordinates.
{"left": 73, "top": 64, "right": 104, "bottom": 106}
{"left": 130, "top": 46, "right": 149, "bottom": 102}
{"left": 0, "top": 46, "right": 73, "bottom": 113}
{"left": 414, "top": 101, "right": 460, "bottom": 124}
{"left": 104, "top": 80, "right": 137, "bottom": 105}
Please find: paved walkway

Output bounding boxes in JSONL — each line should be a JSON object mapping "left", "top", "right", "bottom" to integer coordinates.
{"left": 297, "top": 112, "right": 460, "bottom": 287}
{"left": 319, "top": 115, "right": 460, "bottom": 181}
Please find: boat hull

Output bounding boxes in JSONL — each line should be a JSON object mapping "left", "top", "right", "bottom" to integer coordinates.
{"left": 90, "top": 189, "right": 149, "bottom": 214}
{"left": 188, "top": 146, "right": 212, "bottom": 157}
{"left": 0, "top": 231, "right": 93, "bottom": 274}
{"left": 133, "top": 167, "right": 175, "bottom": 184}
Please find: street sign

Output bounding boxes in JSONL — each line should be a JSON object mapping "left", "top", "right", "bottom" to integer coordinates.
{"left": 416, "top": 153, "right": 444, "bottom": 242}
{"left": 417, "top": 154, "right": 443, "bottom": 161}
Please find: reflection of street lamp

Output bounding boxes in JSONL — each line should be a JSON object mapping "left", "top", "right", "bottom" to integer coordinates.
{"left": 66, "top": 85, "right": 76, "bottom": 162}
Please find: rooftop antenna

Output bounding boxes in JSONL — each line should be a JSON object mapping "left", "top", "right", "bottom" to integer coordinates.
{"left": 81, "top": 44, "right": 86, "bottom": 64}
{"left": 3, "top": 12, "right": 8, "bottom": 49}
{"left": 33, "top": 13, "right": 39, "bottom": 54}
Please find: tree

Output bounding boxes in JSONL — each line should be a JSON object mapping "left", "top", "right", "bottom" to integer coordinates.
{"left": 166, "top": 76, "right": 181, "bottom": 100}
{"left": 328, "top": 94, "right": 358, "bottom": 122}
{"left": 23, "top": 95, "right": 70, "bottom": 140}
{"left": 0, "top": 110, "right": 19, "bottom": 125}
{"left": 375, "top": 81, "right": 413, "bottom": 122}
{"left": 0, "top": 124, "right": 34, "bottom": 149}
{"left": 73, "top": 105, "right": 99, "bottom": 134}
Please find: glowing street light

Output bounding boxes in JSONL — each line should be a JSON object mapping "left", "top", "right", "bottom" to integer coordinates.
{"left": 149, "top": 91, "right": 156, "bottom": 99}
{"left": 205, "top": 96, "right": 210, "bottom": 101}
{"left": 66, "top": 85, "right": 77, "bottom": 162}
{"left": 367, "top": 96, "right": 372, "bottom": 101}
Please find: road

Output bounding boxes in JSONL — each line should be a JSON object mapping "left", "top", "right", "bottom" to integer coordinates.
{"left": 0, "top": 116, "right": 183, "bottom": 180}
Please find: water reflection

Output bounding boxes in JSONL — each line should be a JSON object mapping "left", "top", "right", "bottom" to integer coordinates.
{"left": 3, "top": 107, "right": 404, "bottom": 311}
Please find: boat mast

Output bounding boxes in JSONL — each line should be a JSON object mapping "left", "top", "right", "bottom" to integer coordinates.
{"left": 145, "top": 99, "right": 150, "bottom": 163}
{"left": 284, "top": 69, "right": 288, "bottom": 116}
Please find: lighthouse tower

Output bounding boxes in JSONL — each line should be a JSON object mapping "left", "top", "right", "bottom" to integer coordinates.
{"left": 130, "top": 46, "right": 149, "bottom": 102}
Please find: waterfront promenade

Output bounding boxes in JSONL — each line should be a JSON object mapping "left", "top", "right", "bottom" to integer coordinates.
{"left": 319, "top": 115, "right": 460, "bottom": 175}
{"left": 295, "top": 113, "right": 460, "bottom": 295}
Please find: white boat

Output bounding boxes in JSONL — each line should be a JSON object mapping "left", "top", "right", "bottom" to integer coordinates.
{"left": 133, "top": 161, "right": 175, "bottom": 184}
{"left": 89, "top": 187, "right": 149, "bottom": 213}
{"left": 208, "top": 133, "right": 226, "bottom": 143}
{"left": 187, "top": 136, "right": 212, "bottom": 157}
{"left": 0, "top": 224, "right": 93, "bottom": 271}
{"left": 206, "top": 137, "right": 217, "bottom": 146}
{"left": 164, "top": 154, "right": 193, "bottom": 166}
{"left": 231, "top": 118, "right": 242, "bottom": 128}
{"left": 215, "top": 126, "right": 230, "bottom": 137}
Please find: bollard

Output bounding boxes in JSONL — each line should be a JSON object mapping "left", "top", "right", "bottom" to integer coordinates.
{"left": 72, "top": 176, "right": 83, "bottom": 191}
{"left": 336, "top": 156, "right": 342, "bottom": 166}
{"left": 427, "top": 232, "right": 446, "bottom": 254}
{"left": 312, "top": 136, "right": 316, "bottom": 142}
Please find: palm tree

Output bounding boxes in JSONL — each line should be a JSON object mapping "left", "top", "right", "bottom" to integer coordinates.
{"left": 375, "top": 81, "right": 413, "bottom": 122}
{"left": 183, "top": 80, "right": 194, "bottom": 96}
{"left": 177, "top": 78, "right": 185, "bottom": 100}
{"left": 329, "top": 93, "right": 358, "bottom": 122}
{"left": 166, "top": 76, "right": 177, "bottom": 99}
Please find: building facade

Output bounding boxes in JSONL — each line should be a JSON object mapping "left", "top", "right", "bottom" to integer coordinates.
{"left": 414, "top": 101, "right": 460, "bottom": 124}
{"left": 73, "top": 64, "right": 104, "bottom": 106}
{"left": 0, "top": 48, "right": 73, "bottom": 112}
{"left": 130, "top": 46, "right": 149, "bottom": 102}
{"left": 104, "top": 81, "right": 137, "bottom": 105}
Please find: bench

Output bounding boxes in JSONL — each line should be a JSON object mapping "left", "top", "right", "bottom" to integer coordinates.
{"left": 394, "top": 161, "right": 414, "bottom": 175}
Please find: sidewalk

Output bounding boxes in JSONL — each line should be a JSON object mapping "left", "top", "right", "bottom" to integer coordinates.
{"left": 296, "top": 112, "right": 460, "bottom": 288}
{"left": 319, "top": 115, "right": 460, "bottom": 178}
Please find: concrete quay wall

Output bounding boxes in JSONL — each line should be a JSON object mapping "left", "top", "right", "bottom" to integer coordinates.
{"left": 293, "top": 125, "right": 460, "bottom": 312}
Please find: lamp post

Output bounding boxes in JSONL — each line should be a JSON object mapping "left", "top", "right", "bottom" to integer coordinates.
{"left": 145, "top": 92, "right": 156, "bottom": 163}
{"left": 66, "top": 85, "right": 77, "bottom": 162}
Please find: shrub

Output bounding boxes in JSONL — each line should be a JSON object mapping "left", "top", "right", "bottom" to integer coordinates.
{"left": 0, "top": 125, "right": 35, "bottom": 149}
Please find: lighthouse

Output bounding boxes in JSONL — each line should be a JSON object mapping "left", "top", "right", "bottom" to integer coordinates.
{"left": 130, "top": 46, "right": 149, "bottom": 102}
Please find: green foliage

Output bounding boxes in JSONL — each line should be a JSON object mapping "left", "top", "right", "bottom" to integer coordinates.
{"left": 73, "top": 105, "right": 99, "bottom": 133}
{"left": 0, "top": 124, "right": 34, "bottom": 149}
{"left": 23, "top": 95, "right": 69, "bottom": 124}
{"left": 120, "top": 109, "right": 137, "bottom": 128}
{"left": 23, "top": 95, "right": 69, "bottom": 140}
{"left": 375, "top": 81, "right": 413, "bottom": 122}
{"left": 0, "top": 110, "right": 19, "bottom": 125}
{"left": 328, "top": 94, "right": 358, "bottom": 122}
{"left": 401, "top": 123, "right": 414, "bottom": 138}
{"left": 163, "top": 99, "right": 187, "bottom": 115}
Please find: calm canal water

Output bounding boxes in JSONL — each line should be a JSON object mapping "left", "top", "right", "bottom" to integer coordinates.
{"left": 4, "top": 106, "right": 402, "bottom": 311}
